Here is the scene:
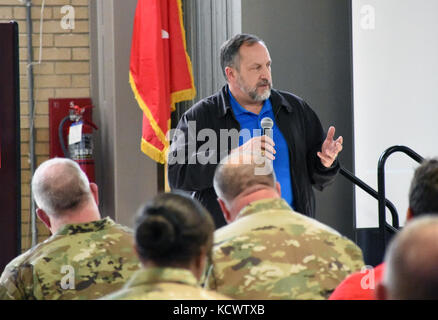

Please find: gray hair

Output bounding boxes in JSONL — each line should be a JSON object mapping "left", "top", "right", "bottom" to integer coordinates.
{"left": 213, "top": 152, "right": 276, "bottom": 206}
{"left": 220, "top": 33, "right": 265, "bottom": 80}
{"left": 383, "top": 215, "right": 438, "bottom": 299}
{"left": 32, "top": 158, "right": 91, "bottom": 216}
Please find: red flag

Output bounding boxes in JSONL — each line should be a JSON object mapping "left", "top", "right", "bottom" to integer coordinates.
{"left": 129, "top": 0, "right": 196, "bottom": 164}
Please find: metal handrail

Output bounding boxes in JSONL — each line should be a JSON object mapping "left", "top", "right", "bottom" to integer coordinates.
{"left": 377, "top": 145, "right": 424, "bottom": 250}
{"left": 339, "top": 167, "right": 399, "bottom": 234}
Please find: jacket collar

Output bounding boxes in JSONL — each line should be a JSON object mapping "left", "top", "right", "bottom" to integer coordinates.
{"left": 217, "top": 85, "right": 294, "bottom": 118}
{"left": 270, "top": 89, "right": 294, "bottom": 113}
{"left": 217, "top": 85, "right": 233, "bottom": 118}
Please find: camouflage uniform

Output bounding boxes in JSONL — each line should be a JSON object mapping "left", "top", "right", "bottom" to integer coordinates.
{"left": 0, "top": 217, "right": 140, "bottom": 300}
{"left": 204, "top": 198, "right": 364, "bottom": 300}
{"left": 102, "top": 267, "right": 230, "bottom": 300}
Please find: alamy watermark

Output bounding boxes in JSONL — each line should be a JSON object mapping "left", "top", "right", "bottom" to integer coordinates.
{"left": 167, "top": 121, "right": 274, "bottom": 175}
{"left": 60, "top": 5, "right": 75, "bottom": 30}
{"left": 360, "top": 4, "right": 375, "bottom": 30}
{"left": 60, "top": 265, "right": 75, "bottom": 290}
{"left": 360, "top": 265, "right": 376, "bottom": 290}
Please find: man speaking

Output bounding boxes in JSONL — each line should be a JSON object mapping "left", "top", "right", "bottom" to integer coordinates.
{"left": 168, "top": 33, "right": 343, "bottom": 228}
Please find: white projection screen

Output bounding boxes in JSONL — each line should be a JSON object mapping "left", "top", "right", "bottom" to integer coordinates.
{"left": 352, "top": 0, "right": 438, "bottom": 229}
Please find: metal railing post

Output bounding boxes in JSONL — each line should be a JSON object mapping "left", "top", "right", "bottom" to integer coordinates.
{"left": 377, "top": 145, "right": 424, "bottom": 256}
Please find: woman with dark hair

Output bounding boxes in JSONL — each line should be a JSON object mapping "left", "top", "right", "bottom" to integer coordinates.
{"left": 102, "top": 192, "right": 230, "bottom": 300}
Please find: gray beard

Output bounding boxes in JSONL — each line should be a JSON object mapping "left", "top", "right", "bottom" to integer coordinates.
{"left": 238, "top": 80, "right": 273, "bottom": 102}
{"left": 248, "top": 86, "right": 272, "bottom": 102}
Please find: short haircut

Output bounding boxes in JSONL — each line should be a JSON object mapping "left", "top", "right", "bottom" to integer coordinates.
{"left": 220, "top": 33, "right": 265, "bottom": 80}
{"left": 383, "top": 215, "right": 438, "bottom": 299}
{"left": 32, "top": 158, "right": 91, "bottom": 216}
{"left": 134, "top": 191, "right": 214, "bottom": 267}
{"left": 213, "top": 152, "right": 276, "bottom": 205}
{"left": 409, "top": 158, "right": 438, "bottom": 216}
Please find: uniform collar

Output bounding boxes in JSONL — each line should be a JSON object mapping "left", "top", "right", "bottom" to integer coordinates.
{"left": 236, "top": 198, "right": 292, "bottom": 220}
{"left": 54, "top": 217, "right": 115, "bottom": 236}
{"left": 124, "top": 267, "right": 199, "bottom": 288}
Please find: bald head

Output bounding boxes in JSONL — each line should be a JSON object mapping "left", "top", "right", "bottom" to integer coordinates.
{"left": 213, "top": 152, "right": 276, "bottom": 206}
{"left": 381, "top": 215, "right": 438, "bottom": 300}
{"left": 32, "top": 158, "right": 92, "bottom": 217}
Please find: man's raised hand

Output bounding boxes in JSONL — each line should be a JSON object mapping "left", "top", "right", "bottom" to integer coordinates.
{"left": 317, "top": 126, "right": 343, "bottom": 168}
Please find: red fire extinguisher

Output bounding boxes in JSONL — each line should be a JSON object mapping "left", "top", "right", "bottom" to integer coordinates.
{"left": 59, "top": 102, "right": 98, "bottom": 182}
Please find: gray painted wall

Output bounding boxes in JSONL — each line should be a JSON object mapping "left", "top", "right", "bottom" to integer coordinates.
{"left": 90, "top": 0, "right": 158, "bottom": 228}
{"left": 241, "top": 0, "right": 355, "bottom": 239}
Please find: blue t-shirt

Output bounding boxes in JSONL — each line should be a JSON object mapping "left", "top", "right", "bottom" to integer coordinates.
{"left": 228, "top": 91, "right": 294, "bottom": 208}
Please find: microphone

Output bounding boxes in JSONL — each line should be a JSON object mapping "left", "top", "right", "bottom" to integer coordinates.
{"left": 261, "top": 117, "right": 274, "bottom": 140}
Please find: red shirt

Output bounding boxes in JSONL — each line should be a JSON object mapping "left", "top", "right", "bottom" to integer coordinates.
{"left": 329, "top": 263, "right": 385, "bottom": 300}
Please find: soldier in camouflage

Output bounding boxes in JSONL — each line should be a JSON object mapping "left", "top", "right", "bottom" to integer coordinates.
{"left": 0, "top": 158, "right": 140, "bottom": 300}
{"left": 204, "top": 152, "right": 364, "bottom": 299}
{"left": 102, "top": 192, "right": 230, "bottom": 300}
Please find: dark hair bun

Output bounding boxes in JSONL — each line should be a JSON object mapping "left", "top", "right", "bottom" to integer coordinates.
{"left": 135, "top": 214, "right": 176, "bottom": 257}
{"left": 134, "top": 192, "right": 215, "bottom": 266}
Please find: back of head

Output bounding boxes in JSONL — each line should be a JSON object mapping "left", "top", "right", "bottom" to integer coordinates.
{"left": 409, "top": 158, "right": 438, "bottom": 216}
{"left": 220, "top": 33, "right": 265, "bottom": 80}
{"left": 32, "top": 158, "right": 91, "bottom": 217}
{"left": 383, "top": 215, "right": 438, "bottom": 299}
{"left": 213, "top": 152, "right": 276, "bottom": 205}
{"left": 134, "top": 192, "right": 214, "bottom": 267}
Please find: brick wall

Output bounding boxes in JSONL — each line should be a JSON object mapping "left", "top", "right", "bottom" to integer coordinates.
{"left": 0, "top": 0, "right": 90, "bottom": 251}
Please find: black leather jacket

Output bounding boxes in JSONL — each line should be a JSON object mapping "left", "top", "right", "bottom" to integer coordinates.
{"left": 168, "top": 85, "right": 339, "bottom": 228}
